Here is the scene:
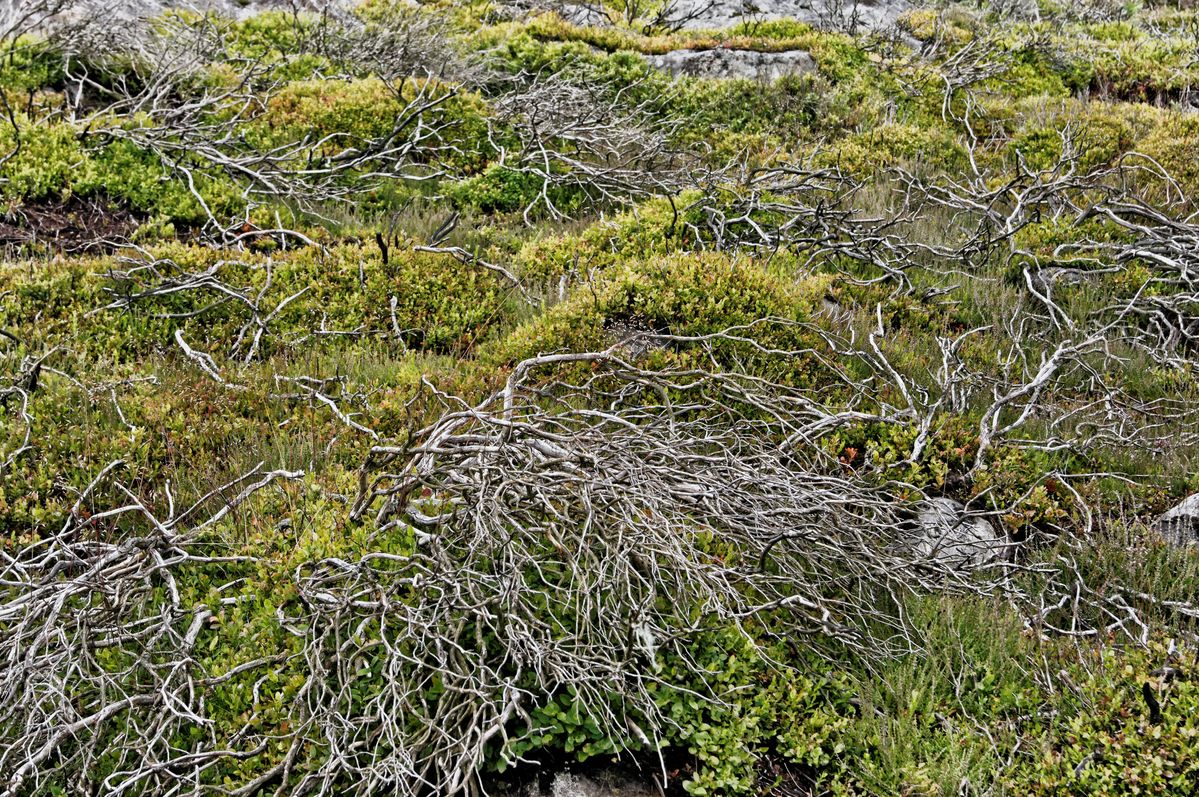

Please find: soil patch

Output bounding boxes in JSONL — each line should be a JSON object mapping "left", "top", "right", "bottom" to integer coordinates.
{"left": 0, "top": 196, "right": 140, "bottom": 254}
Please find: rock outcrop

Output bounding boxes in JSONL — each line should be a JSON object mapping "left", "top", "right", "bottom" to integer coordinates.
{"left": 561, "top": 0, "right": 911, "bottom": 32}
{"left": 540, "top": 771, "right": 660, "bottom": 797}
{"left": 644, "top": 47, "right": 815, "bottom": 80}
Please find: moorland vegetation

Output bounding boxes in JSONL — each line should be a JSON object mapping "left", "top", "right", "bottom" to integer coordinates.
{"left": 4, "top": 0, "right": 1199, "bottom": 794}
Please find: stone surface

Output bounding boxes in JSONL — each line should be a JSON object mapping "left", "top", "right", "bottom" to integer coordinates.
{"left": 560, "top": 0, "right": 911, "bottom": 32}
{"left": 913, "top": 498, "right": 1007, "bottom": 569}
{"left": 40, "top": 0, "right": 340, "bottom": 29}
{"left": 645, "top": 47, "right": 815, "bottom": 80}
{"left": 491, "top": 767, "right": 663, "bottom": 797}
{"left": 1154, "top": 494, "right": 1199, "bottom": 548}
{"left": 544, "top": 771, "right": 661, "bottom": 797}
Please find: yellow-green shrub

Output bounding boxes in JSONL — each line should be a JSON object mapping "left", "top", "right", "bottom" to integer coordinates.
{"left": 249, "top": 77, "right": 492, "bottom": 173}
{"left": 1136, "top": 113, "right": 1199, "bottom": 206}
{"left": 0, "top": 119, "right": 90, "bottom": 201}
{"left": 818, "top": 122, "right": 967, "bottom": 177}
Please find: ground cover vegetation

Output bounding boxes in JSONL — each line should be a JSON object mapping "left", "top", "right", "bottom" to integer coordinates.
{"left": 3, "top": 0, "right": 1199, "bottom": 794}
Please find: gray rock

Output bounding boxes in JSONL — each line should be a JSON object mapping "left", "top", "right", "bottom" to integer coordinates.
{"left": 49, "top": 0, "right": 348, "bottom": 28}
{"left": 545, "top": 771, "right": 660, "bottom": 797}
{"left": 494, "top": 768, "right": 661, "bottom": 797}
{"left": 555, "top": 2, "right": 613, "bottom": 27}
{"left": 644, "top": 47, "right": 815, "bottom": 81}
{"left": 559, "top": 0, "right": 911, "bottom": 32}
{"left": 913, "top": 498, "right": 1007, "bottom": 569}
{"left": 1154, "top": 494, "right": 1199, "bottom": 548}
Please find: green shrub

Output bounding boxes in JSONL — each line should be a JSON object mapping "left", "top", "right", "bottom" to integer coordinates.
{"left": 1136, "top": 113, "right": 1199, "bottom": 206}
{"left": 503, "top": 629, "right": 858, "bottom": 796}
{"left": 447, "top": 164, "right": 586, "bottom": 216}
{"left": 0, "top": 242, "right": 517, "bottom": 362}
{"left": 249, "top": 77, "right": 493, "bottom": 173}
{"left": 0, "top": 119, "right": 91, "bottom": 201}
{"left": 0, "top": 37, "right": 65, "bottom": 93}
{"left": 0, "top": 117, "right": 244, "bottom": 223}
{"left": 489, "top": 252, "right": 826, "bottom": 363}
{"left": 654, "top": 633, "right": 856, "bottom": 796}
{"left": 896, "top": 8, "right": 976, "bottom": 46}
{"left": 1006, "top": 642, "right": 1199, "bottom": 796}
{"left": 512, "top": 193, "right": 694, "bottom": 284}
{"left": 672, "top": 73, "right": 831, "bottom": 143}
{"left": 818, "top": 122, "right": 967, "bottom": 177}
{"left": 487, "top": 252, "right": 837, "bottom": 398}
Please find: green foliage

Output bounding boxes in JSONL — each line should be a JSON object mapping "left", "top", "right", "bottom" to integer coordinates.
{"left": 489, "top": 251, "right": 827, "bottom": 365}
{"left": 512, "top": 193, "right": 694, "bottom": 284}
{"left": 506, "top": 687, "right": 628, "bottom": 766}
{"left": 0, "top": 119, "right": 89, "bottom": 201}
{"left": 0, "top": 238, "right": 517, "bottom": 533}
{"left": 654, "top": 632, "right": 855, "bottom": 796}
{"left": 447, "top": 164, "right": 586, "bottom": 216}
{"left": 224, "top": 10, "right": 314, "bottom": 60}
{"left": 818, "top": 122, "right": 967, "bottom": 177}
{"left": 896, "top": 8, "right": 976, "bottom": 46}
{"left": 1063, "top": 24, "right": 1199, "bottom": 102}
{"left": 1137, "top": 113, "right": 1199, "bottom": 206}
{"left": 1006, "top": 642, "right": 1199, "bottom": 796}
{"left": 88, "top": 138, "right": 238, "bottom": 223}
{"left": 671, "top": 72, "right": 835, "bottom": 144}
{"left": 504, "top": 630, "right": 858, "bottom": 796}
{"left": 75, "top": 242, "right": 516, "bottom": 356}
{"left": 0, "top": 117, "right": 243, "bottom": 223}
{"left": 822, "top": 416, "right": 978, "bottom": 491}
{"left": 0, "top": 38, "right": 65, "bottom": 93}
{"left": 849, "top": 596, "right": 1040, "bottom": 796}
{"left": 727, "top": 18, "right": 815, "bottom": 40}
{"left": 249, "top": 77, "right": 492, "bottom": 173}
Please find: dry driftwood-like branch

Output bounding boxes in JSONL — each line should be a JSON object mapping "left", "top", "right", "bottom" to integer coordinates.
{"left": 1, "top": 4, "right": 479, "bottom": 240}
{"left": 486, "top": 68, "right": 692, "bottom": 222}
{"left": 333, "top": 337, "right": 1021, "bottom": 794}
{"left": 0, "top": 461, "right": 302, "bottom": 797}
{"left": 96, "top": 252, "right": 312, "bottom": 364}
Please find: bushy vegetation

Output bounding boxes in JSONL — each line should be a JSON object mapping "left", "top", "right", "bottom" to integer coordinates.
{"left": 4, "top": 0, "right": 1199, "bottom": 795}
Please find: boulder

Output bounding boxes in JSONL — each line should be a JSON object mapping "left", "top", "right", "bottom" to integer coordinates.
{"left": 1153, "top": 494, "right": 1199, "bottom": 548}
{"left": 913, "top": 498, "right": 1007, "bottom": 569}
{"left": 644, "top": 48, "right": 815, "bottom": 81}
